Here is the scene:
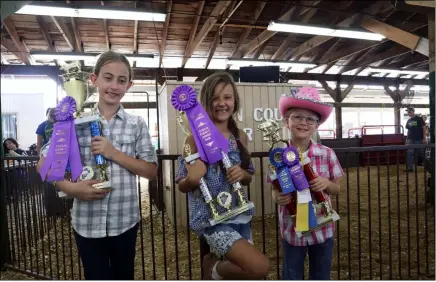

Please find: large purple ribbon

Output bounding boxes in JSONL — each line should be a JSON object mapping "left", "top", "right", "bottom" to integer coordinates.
{"left": 39, "top": 97, "right": 83, "bottom": 182}
{"left": 171, "top": 85, "right": 228, "bottom": 164}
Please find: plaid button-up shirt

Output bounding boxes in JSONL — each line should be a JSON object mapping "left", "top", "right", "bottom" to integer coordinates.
{"left": 267, "top": 140, "right": 343, "bottom": 246}
{"left": 42, "top": 105, "right": 157, "bottom": 238}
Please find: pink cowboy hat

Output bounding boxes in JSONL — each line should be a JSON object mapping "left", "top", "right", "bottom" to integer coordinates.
{"left": 279, "top": 87, "right": 333, "bottom": 124}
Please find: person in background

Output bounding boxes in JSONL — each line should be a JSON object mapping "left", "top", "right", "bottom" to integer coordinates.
{"left": 3, "top": 138, "right": 28, "bottom": 156}
{"left": 404, "top": 107, "right": 427, "bottom": 172}
{"left": 36, "top": 108, "right": 56, "bottom": 154}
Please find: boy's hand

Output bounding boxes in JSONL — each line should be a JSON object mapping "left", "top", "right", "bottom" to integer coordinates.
{"left": 186, "top": 159, "right": 207, "bottom": 186}
{"left": 91, "top": 136, "right": 117, "bottom": 160}
{"left": 309, "top": 177, "right": 330, "bottom": 192}
{"left": 226, "top": 165, "right": 245, "bottom": 184}
{"left": 64, "top": 179, "right": 111, "bottom": 201}
{"left": 272, "top": 188, "right": 292, "bottom": 206}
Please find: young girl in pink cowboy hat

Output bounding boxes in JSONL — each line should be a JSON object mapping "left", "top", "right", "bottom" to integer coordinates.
{"left": 271, "top": 86, "right": 344, "bottom": 280}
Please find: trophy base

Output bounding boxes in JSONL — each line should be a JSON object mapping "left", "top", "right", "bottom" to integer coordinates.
{"left": 295, "top": 210, "right": 340, "bottom": 237}
{"left": 92, "top": 181, "right": 111, "bottom": 189}
{"left": 57, "top": 191, "right": 71, "bottom": 199}
{"left": 209, "top": 201, "right": 255, "bottom": 226}
{"left": 75, "top": 114, "right": 100, "bottom": 125}
{"left": 56, "top": 181, "right": 111, "bottom": 198}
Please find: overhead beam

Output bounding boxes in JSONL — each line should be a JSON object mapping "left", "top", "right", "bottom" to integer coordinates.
{"left": 181, "top": 0, "right": 232, "bottom": 66}
{"left": 66, "top": 0, "right": 83, "bottom": 52}
{"left": 284, "top": 1, "right": 392, "bottom": 60}
{"left": 182, "top": 0, "right": 205, "bottom": 67}
{"left": 101, "top": 1, "right": 110, "bottom": 50}
{"left": 2, "top": 65, "right": 429, "bottom": 86}
{"left": 339, "top": 44, "right": 412, "bottom": 74}
{"left": 252, "top": 41, "right": 268, "bottom": 59}
{"left": 51, "top": 16, "right": 76, "bottom": 51}
{"left": 272, "top": 4, "right": 320, "bottom": 60}
{"left": 404, "top": 0, "right": 435, "bottom": 8}
{"left": 2, "top": 18, "right": 32, "bottom": 65}
{"left": 230, "top": 1, "right": 267, "bottom": 58}
{"left": 233, "top": 6, "right": 296, "bottom": 58}
{"left": 36, "top": 16, "right": 55, "bottom": 52}
{"left": 159, "top": 0, "right": 173, "bottom": 67}
{"left": 206, "top": 29, "right": 220, "bottom": 69}
{"left": 361, "top": 18, "right": 429, "bottom": 57}
{"left": 1, "top": 36, "right": 25, "bottom": 62}
{"left": 206, "top": 1, "right": 238, "bottom": 68}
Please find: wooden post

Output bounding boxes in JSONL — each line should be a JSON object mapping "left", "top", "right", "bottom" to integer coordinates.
{"left": 429, "top": 13, "right": 435, "bottom": 144}
{"left": 335, "top": 81, "right": 343, "bottom": 139}
{"left": 394, "top": 103, "right": 402, "bottom": 134}
{"left": 428, "top": 12, "right": 435, "bottom": 206}
{"left": 319, "top": 80, "right": 353, "bottom": 139}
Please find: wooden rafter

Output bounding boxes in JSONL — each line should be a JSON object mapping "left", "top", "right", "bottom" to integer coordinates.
{"left": 233, "top": 6, "right": 296, "bottom": 58}
{"left": 182, "top": 0, "right": 231, "bottom": 67}
{"left": 313, "top": 17, "right": 426, "bottom": 74}
{"left": 205, "top": 30, "right": 220, "bottom": 69}
{"left": 36, "top": 16, "right": 55, "bottom": 52}
{"left": 253, "top": 41, "right": 267, "bottom": 59}
{"left": 51, "top": 16, "right": 76, "bottom": 51}
{"left": 159, "top": 0, "right": 173, "bottom": 67}
{"left": 271, "top": 1, "right": 321, "bottom": 60}
{"left": 205, "top": 1, "right": 238, "bottom": 69}
{"left": 361, "top": 18, "right": 429, "bottom": 57}
{"left": 1, "top": 36, "right": 25, "bottom": 63}
{"left": 66, "top": 0, "right": 82, "bottom": 52}
{"left": 230, "top": 1, "right": 266, "bottom": 58}
{"left": 404, "top": 0, "right": 435, "bottom": 8}
{"left": 342, "top": 45, "right": 411, "bottom": 74}
{"left": 2, "top": 18, "right": 32, "bottom": 65}
{"left": 182, "top": 0, "right": 205, "bottom": 67}
{"left": 100, "top": 2, "right": 110, "bottom": 50}
{"left": 336, "top": 52, "right": 360, "bottom": 74}
{"left": 284, "top": 1, "right": 392, "bottom": 61}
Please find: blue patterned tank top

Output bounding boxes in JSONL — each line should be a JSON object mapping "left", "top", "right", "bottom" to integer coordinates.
{"left": 175, "top": 134, "right": 255, "bottom": 236}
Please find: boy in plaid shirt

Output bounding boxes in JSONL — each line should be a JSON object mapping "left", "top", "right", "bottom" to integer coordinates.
{"left": 270, "top": 87, "right": 343, "bottom": 280}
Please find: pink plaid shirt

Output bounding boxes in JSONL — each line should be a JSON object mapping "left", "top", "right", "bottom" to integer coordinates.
{"left": 267, "top": 140, "right": 344, "bottom": 246}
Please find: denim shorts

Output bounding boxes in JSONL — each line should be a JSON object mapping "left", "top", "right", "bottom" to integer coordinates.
{"left": 203, "top": 223, "right": 253, "bottom": 256}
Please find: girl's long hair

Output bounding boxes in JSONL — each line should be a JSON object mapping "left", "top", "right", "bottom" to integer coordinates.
{"left": 199, "top": 72, "right": 250, "bottom": 169}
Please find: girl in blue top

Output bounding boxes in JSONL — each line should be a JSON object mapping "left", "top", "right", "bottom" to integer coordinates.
{"left": 176, "top": 72, "right": 269, "bottom": 280}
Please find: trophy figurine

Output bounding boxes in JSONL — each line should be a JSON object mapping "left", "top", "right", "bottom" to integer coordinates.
{"left": 258, "top": 119, "right": 297, "bottom": 216}
{"left": 172, "top": 85, "right": 254, "bottom": 226}
{"left": 40, "top": 61, "right": 111, "bottom": 198}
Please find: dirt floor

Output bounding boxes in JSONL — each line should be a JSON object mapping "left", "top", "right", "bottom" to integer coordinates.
{"left": 1, "top": 166, "right": 434, "bottom": 280}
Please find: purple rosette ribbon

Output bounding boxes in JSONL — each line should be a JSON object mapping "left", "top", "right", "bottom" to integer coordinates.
{"left": 39, "top": 96, "right": 83, "bottom": 182}
{"left": 282, "top": 146, "right": 309, "bottom": 191}
{"left": 171, "top": 85, "right": 228, "bottom": 164}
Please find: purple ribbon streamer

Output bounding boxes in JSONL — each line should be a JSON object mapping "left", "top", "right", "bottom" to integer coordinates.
{"left": 184, "top": 104, "right": 229, "bottom": 164}
{"left": 171, "top": 85, "right": 228, "bottom": 164}
{"left": 39, "top": 121, "right": 83, "bottom": 182}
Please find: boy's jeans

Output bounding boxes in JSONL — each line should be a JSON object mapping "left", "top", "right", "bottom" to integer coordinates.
{"left": 282, "top": 237, "right": 334, "bottom": 280}
{"left": 407, "top": 139, "right": 423, "bottom": 170}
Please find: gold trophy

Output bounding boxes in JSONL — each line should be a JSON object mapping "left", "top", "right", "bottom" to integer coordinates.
{"left": 56, "top": 62, "right": 110, "bottom": 198}
{"left": 177, "top": 111, "right": 254, "bottom": 225}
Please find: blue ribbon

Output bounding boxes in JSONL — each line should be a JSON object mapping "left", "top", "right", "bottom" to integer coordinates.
{"left": 269, "top": 148, "right": 295, "bottom": 194}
